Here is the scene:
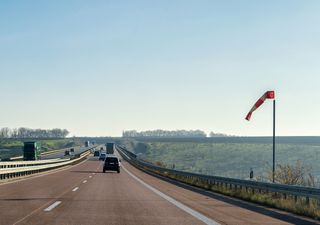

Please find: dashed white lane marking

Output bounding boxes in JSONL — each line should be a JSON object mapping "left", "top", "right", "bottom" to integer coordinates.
{"left": 89, "top": 176, "right": 92, "bottom": 178}
{"left": 122, "top": 166, "right": 220, "bottom": 225}
{"left": 44, "top": 201, "right": 62, "bottom": 212}
{"left": 83, "top": 180, "right": 87, "bottom": 183}
{"left": 72, "top": 187, "right": 79, "bottom": 192}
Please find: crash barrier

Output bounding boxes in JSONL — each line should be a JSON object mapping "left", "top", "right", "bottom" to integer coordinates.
{"left": 116, "top": 145, "right": 320, "bottom": 204}
{"left": 0, "top": 146, "right": 97, "bottom": 180}
{"left": 8, "top": 146, "right": 84, "bottom": 161}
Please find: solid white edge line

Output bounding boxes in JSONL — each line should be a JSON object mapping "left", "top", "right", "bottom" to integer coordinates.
{"left": 122, "top": 166, "right": 220, "bottom": 225}
{"left": 72, "top": 187, "right": 79, "bottom": 192}
{"left": 44, "top": 201, "right": 62, "bottom": 212}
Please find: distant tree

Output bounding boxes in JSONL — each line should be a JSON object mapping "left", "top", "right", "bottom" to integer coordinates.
{"left": 122, "top": 129, "right": 207, "bottom": 138}
{"left": 209, "top": 132, "right": 229, "bottom": 137}
{"left": 11, "top": 128, "right": 18, "bottom": 138}
{"left": 0, "top": 127, "right": 70, "bottom": 139}
{"left": 0, "top": 127, "right": 11, "bottom": 138}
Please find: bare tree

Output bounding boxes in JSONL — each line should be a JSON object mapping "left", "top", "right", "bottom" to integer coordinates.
{"left": 267, "top": 160, "right": 316, "bottom": 187}
{"left": 0, "top": 127, "right": 10, "bottom": 138}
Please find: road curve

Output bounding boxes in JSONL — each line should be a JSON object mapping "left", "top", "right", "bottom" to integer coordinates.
{"left": 0, "top": 156, "right": 318, "bottom": 225}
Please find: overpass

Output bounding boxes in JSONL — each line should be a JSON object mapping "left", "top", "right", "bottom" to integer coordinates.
{"left": 0, "top": 147, "right": 319, "bottom": 225}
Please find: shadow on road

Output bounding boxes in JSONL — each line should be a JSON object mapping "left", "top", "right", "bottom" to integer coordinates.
{"left": 70, "top": 170, "right": 119, "bottom": 174}
{"left": 0, "top": 198, "right": 53, "bottom": 201}
{"left": 70, "top": 170, "right": 103, "bottom": 174}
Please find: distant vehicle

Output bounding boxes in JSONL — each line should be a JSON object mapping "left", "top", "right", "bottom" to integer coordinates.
{"left": 100, "top": 147, "right": 104, "bottom": 151}
{"left": 23, "top": 141, "right": 41, "bottom": 161}
{"left": 70, "top": 148, "right": 74, "bottom": 153}
{"left": 85, "top": 141, "right": 90, "bottom": 147}
{"left": 99, "top": 153, "right": 107, "bottom": 161}
{"left": 93, "top": 150, "right": 100, "bottom": 157}
{"left": 65, "top": 150, "right": 70, "bottom": 156}
{"left": 106, "top": 143, "right": 115, "bottom": 154}
{"left": 103, "top": 155, "right": 120, "bottom": 173}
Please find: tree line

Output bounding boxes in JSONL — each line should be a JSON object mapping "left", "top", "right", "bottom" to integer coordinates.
{"left": 123, "top": 129, "right": 207, "bottom": 138}
{"left": 122, "top": 130, "right": 232, "bottom": 138}
{"left": 0, "top": 127, "right": 69, "bottom": 139}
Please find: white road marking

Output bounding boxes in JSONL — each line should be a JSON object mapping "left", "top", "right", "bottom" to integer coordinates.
{"left": 83, "top": 180, "right": 87, "bottom": 183}
{"left": 44, "top": 201, "right": 62, "bottom": 212}
{"left": 122, "top": 166, "right": 220, "bottom": 225}
{"left": 72, "top": 187, "right": 79, "bottom": 192}
{"left": 89, "top": 176, "right": 92, "bottom": 178}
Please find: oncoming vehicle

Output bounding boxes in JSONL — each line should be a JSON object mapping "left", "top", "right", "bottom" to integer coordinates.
{"left": 93, "top": 150, "right": 100, "bottom": 157}
{"left": 99, "top": 153, "right": 106, "bottom": 161}
{"left": 103, "top": 155, "right": 120, "bottom": 173}
{"left": 65, "top": 150, "right": 70, "bottom": 156}
{"left": 23, "top": 141, "right": 41, "bottom": 161}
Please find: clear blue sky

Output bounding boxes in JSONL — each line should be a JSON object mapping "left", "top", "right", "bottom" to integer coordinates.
{"left": 1, "top": 0, "right": 320, "bottom": 136}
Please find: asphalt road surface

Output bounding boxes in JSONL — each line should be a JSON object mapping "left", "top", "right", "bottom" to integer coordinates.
{"left": 0, "top": 155, "right": 319, "bottom": 225}
{"left": 41, "top": 147, "right": 89, "bottom": 160}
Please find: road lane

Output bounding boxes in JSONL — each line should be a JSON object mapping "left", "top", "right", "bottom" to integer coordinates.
{"left": 119, "top": 161, "right": 320, "bottom": 225}
{"left": 1, "top": 155, "right": 319, "bottom": 225}
{"left": 0, "top": 157, "right": 101, "bottom": 225}
{"left": 41, "top": 147, "right": 88, "bottom": 160}
{"left": 17, "top": 159, "right": 207, "bottom": 225}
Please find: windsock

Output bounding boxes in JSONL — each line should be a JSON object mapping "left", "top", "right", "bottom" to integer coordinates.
{"left": 245, "top": 91, "right": 275, "bottom": 121}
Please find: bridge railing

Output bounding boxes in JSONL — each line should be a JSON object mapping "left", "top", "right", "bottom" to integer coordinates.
{"left": 116, "top": 145, "right": 320, "bottom": 203}
{"left": 0, "top": 146, "right": 98, "bottom": 180}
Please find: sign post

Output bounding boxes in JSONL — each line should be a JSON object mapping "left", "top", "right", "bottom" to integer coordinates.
{"left": 272, "top": 99, "right": 276, "bottom": 183}
{"left": 245, "top": 91, "right": 276, "bottom": 183}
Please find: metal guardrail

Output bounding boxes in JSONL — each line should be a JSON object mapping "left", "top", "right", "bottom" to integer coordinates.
{"left": 7, "top": 146, "right": 84, "bottom": 161}
{"left": 0, "top": 146, "right": 97, "bottom": 180}
{"left": 0, "top": 146, "right": 85, "bottom": 167}
{"left": 116, "top": 145, "right": 320, "bottom": 202}
{"left": 0, "top": 158, "right": 70, "bottom": 168}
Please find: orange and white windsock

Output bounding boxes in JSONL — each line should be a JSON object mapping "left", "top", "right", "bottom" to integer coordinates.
{"left": 245, "top": 91, "right": 275, "bottom": 121}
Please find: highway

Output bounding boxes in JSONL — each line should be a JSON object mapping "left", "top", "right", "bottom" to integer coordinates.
{"left": 0, "top": 155, "right": 319, "bottom": 225}
{"left": 40, "top": 147, "right": 89, "bottom": 160}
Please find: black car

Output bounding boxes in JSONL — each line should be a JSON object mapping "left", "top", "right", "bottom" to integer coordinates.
{"left": 103, "top": 155, "right": 120, "bottom": 173}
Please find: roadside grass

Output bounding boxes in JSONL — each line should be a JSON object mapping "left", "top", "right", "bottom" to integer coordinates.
{"left": 124, "top": 140, "right": 320, "bottom": 182}
{"left": 148, "top": 168, "right": 320, "bottom": 219}
{"left": 122, "top": 139, "right": 320, "bottom": 219}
